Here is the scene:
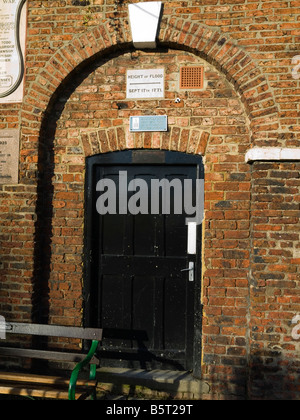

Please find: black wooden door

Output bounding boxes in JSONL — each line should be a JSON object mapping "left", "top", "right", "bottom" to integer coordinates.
{"left": 84, "top": 151, "right": 203, "bottom": 373}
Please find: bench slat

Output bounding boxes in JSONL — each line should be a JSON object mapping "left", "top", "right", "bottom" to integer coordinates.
{"left": 0, "top": 384, "right": 82, "bottom": 400}
{"left": 0, "top": 372, "right": 96, "bottom": 388}
{"left": 5, "top": 323, "right": 103, "bottom": 341}
{"left": 0, "top": 347, "right": 99, "bottom": 364}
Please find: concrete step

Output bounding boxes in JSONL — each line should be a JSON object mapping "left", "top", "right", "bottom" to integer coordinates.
{"left": 96, "top": 367, "right": 210, "bottom": 399}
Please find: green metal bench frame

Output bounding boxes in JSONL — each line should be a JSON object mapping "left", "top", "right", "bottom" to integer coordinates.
{"left": 0, "top": 322, "right": 103, "bottom": 400}
{"left": 68, "top": 339, "right": 99, "bottom": 400}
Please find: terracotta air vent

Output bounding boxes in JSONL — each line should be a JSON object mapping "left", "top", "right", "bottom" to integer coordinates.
{"left": 180, "top": 66, "right": 204, "bottom": 89}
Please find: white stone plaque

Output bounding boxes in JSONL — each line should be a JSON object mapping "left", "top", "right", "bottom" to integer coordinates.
{"left": 0, "top": 0, "right": 27, "bottom": 104}
{"left": 127, "top": 68, "right": 164, "bottom": 99}
{"left": 0, "top": 129, "right": 19, "bottom": 184}
{"left": 128, "top": 2, "right": 162, "bottom": 49}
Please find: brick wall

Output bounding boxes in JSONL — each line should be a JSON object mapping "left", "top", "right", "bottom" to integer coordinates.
{"left": 250, "top": 162, "right": 300, "bottom": 399}
{"left": 0, "top": 0, "right": 299, "bottom": 400}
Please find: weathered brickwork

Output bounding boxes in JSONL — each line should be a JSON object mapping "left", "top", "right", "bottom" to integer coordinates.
{"left": 249, "top": 162, "right": 300, "bottom": 399}
{"left": 0, "top": 0, "right": 299, "bottom": 400}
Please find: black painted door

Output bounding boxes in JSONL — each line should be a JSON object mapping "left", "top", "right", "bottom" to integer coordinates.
{"left": 84, "top": 151, "right": 203, "bottom": 372}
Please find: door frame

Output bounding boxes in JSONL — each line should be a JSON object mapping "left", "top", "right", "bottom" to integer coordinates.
{"left": 83, "top": 150, "right": 204, "bottom": 377}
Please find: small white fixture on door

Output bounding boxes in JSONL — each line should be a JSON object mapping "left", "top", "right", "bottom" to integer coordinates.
{"left": 187, "top": 222, "right": 197, "bottom": 255}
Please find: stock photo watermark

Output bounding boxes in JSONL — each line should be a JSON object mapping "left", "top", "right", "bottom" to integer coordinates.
{"left": 292, "top": 315, "right": 300, "bottom": 340}
{"left": 292, "top": 55, "right": 300, "bottom": 80}
{"left": 0, "top": 314, "right": 299, "bottom": 341}
{"left": 0, "top": 315, "right": 6, "bottom": 340}
{"left": 95, "top": 171, "right": 204, "bottom": 225}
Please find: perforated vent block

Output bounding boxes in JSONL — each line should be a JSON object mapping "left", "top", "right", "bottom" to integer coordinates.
{"left": 180, "top": 66, "right": 204, "bottom": 89}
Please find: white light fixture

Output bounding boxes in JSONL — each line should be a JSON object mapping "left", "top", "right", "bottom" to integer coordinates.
{"left": 187, "top": 222, "right": 197, "bottom": 255}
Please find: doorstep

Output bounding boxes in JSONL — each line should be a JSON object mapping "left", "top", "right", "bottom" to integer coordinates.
{"left": 96, "top": 367, "right": 210, "bottom": 399}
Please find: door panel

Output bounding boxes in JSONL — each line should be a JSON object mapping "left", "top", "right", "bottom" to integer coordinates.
{"left": 84, "top": 151, "right": 203, "bottom": 372}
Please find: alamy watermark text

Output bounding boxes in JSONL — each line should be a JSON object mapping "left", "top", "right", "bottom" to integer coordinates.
{"left": 95, "top": 171, "right": 204, "bottom": 225}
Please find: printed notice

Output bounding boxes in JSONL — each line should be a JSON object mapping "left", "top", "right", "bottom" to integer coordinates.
{"left": 0, "top": 129, "right": 19, "bottom": 184}
{"left": 0, "top": 0, "right": 27, "bottom": 103}
{"left": 127, "top": 68, "right": 165, "bottom": 99}
{"left": 130, "top": 115, "right": 168, "bottom": 132}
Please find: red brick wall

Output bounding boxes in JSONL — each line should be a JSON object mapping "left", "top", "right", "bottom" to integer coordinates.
{"left": 0, "top": 0, "right": 299, "bottom": 399}
{"left": 250, "top": 162, "right": 300, "bottom": 399}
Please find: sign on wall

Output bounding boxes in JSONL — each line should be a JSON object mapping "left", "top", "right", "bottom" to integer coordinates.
{"left": 126, "top": 68, "right": 165, "bottom": 99}
{"left": 130, "top": 115, "right": 168, "bottom": 132}
{"left": 0, "top": 0, "right": 27, "bottom": 104}
{"left": 0, "top": 129, "right": 19, "bottom": 184}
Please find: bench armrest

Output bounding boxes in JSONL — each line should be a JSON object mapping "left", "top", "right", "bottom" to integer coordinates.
{"left": 68, "top": 340, "right": 99, "bottom": 400}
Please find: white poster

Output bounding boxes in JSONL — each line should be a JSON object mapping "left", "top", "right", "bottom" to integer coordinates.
{"left": 0, "top": 0, "right": 27, "bottom": 103}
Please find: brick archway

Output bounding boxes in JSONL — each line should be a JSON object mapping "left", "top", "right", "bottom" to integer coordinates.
{"left": 22, "top": 17, "right": 279, "bottom": 154}
{"left": 81, "top": 126, "right": 210, "bottom": 157}
{"left": 28, "top": 18, "right": 254, "bottom": 384}
{"left": 26, "top": 18, "right": 255, "bottom": 327}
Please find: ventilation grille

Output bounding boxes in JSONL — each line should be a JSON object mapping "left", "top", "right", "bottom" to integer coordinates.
{"left": 180, "top": 66, "right": 204, "bottom": 89}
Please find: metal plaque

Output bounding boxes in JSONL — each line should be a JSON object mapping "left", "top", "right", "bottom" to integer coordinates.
{"left": 0, "top": 129, "right": 19, "bottom": 184}
{"left": 127, "top": 68, "right": 164, "bottom": 99}
{"left": 130, "top": 115, "right": 168, "bottom": 132}
{"left": 0, "top": 0, "right": 27, "bottom": 103}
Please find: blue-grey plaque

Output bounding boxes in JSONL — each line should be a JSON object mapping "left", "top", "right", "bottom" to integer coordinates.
{"left": 130, "top": 115, "right": 168, "bottom": 132}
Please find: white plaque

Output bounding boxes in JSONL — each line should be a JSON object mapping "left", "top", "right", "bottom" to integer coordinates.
{"left": 0, "top": 0, "right": 27, "bottom": 104}
{"left": 127, "top": 68, "right": 164, "bottom": 99}
{"left": 0, "top": 129, "right": 19, "bottom": 184}
{"left": 128, "top": 2, "right": 162, "bottom": 49}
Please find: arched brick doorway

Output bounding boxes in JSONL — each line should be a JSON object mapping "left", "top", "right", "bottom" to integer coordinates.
{"left": 32, "top": 45, "right": 253, "bottom": 381}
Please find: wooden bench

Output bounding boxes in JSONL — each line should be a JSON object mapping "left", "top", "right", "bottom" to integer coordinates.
{"left": 0, "top": 322, "right": 103, "bottom": 400}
